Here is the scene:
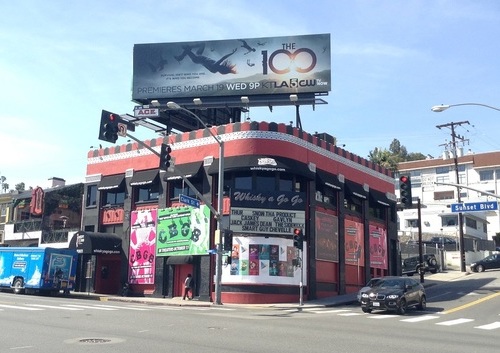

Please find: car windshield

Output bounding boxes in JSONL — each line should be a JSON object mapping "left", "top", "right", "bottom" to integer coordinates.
{"left": 375, "top": 279, "right": 404, "bottom": 289}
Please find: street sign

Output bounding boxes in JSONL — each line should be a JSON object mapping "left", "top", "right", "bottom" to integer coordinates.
{"left": 179, "top": 194, "right": 200, "bottom": 208}
{"left": 450, "top": 201, "right": 498, "bottom": 213}
{"left": 134, "top": 107, "right": 160, "bottom": 118}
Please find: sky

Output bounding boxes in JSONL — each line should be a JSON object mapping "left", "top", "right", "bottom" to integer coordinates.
{"left": 1, "top": 0, "right": 500, "bottom": 190}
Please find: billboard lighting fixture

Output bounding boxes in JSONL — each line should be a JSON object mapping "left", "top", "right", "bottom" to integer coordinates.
{"left": 151, "top": 100, "right": 161, "bottom": 107}
{"left": 290, "top": 94, "right": 298, "bottom": 102}
{"left": 241, "top": 96, "right": 249, "bottom": 104}
{"left": 193, "top": 98, "right": 202, "bottom": 105}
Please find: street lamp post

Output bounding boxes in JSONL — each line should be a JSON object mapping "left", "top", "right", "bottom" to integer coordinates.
{"left": 166, "top": 101, "right": 225, "bottom": 305}
{"left": 432, "top": 101, "right": 500, "bottom": 272}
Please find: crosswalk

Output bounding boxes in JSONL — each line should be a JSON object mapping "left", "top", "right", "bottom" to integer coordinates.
{"left": 282, "top": 307, "right": 500, "bottom": 331}
{"left": 1, "top": 302, "right": 499, "bottom": 332}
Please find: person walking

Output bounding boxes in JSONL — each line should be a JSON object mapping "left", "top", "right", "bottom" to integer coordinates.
{"left": 183, "top": 274, "right": 193, "bottom": 300}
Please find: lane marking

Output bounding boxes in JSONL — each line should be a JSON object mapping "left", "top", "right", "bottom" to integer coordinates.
{"left": 62, "top": 304, "right": 118, "bottom": 311}
{"left": 92, "top": 304, "right": 150, "bottom": 311}
{"left": 401, "top": 315, "right": 440, "bottom": 323}
{"left": 338, "top": 312, "right": 364, "bottom": 316}
{"left": 474, "top": 322, "right": 500, "bottom": 330}
{"left": 0, "top": 304, "right": 43, "bottom": 311}
{"left": 26, "top": 304, "right": 83, "bottom": 311}
{"left": 436, "top": 318, "right": 474, "bottom": 326}
{"left": 442, "top": 292, "right": 500, "bottom": 314}
{"left": 367, "top": 315, "right": 399, "bottom": 319}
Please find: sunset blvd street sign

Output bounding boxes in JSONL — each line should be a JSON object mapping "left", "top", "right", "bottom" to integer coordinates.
{"left": 450, "top": 201, "right": 498, "bottom": 213}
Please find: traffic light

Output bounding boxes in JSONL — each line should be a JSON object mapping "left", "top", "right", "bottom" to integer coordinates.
{"left": 99, "top": 110, "right": 120, "bottom": 143}
{"left": 223, "top": 229, "right": 233, "bottom": 252}
{"left": 399, "top": 175, "right": 413, "bottom": 208}
{"left": 293, "top": 228, "right": 304, "bottom": 250}
{"left": 159, "top": 143, "right": 172, "bottom": 170}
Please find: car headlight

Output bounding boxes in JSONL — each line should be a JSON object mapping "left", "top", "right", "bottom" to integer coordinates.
{"left": 470, "top": 263, "right": 476, "bottom": 267}
{"left": 361, "top": 293, "right": 369, "bottom": 298}
{"left": 387, "top": 294, "right": 399, "bottom": 299}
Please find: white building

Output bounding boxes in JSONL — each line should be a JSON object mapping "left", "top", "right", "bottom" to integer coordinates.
{"left": 396, "top": 150, "right": 500, "bottom": 244}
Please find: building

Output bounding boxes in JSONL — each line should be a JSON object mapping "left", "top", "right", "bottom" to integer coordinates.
{"left": 396, "top": 150, "right": 498, "bottom": 263}
{"left": 82, "top": 120, "right": 397, "bottom": 304}
{"left": 1, "top": 178, "right": 83, "bottom": 248}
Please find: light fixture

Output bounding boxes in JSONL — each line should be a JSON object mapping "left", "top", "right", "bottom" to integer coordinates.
{"left": 241, "top": 96, "right": 249, "bottom": 104}
{"left": 151, "top": 100, "right": 161, "bottom": 107}
{"left": 289, "top": 94, "right": 298, "bottom": 102}
{"left": 193, "top": 98, "right": 202, "bottom": 105}
{"left": 431, "top": 105, "right": 449, "bottom": 112}
{"left": 167, "top": 101, "right": 181, "bottom": 109}
{"left": 431, "top": 103, "right": 500, "bottom": 112}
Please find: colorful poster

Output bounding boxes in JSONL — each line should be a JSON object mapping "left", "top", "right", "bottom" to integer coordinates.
{"left": 222, "top": 236, "right": 306, "bottom": 285}
{"left": 128, "top": 209, "right": 157, "bottom": 284}
{"left": 156, "top": 205, "right": 210, "bottom": 256}
{"left": 344, "top": 219, "right": 364, "bottom": 265}
{"left": 315, "top": 212, "right": 339, "bottom": 262}
{"left": 369, "top": 225, "right": 388, "bottom": 270}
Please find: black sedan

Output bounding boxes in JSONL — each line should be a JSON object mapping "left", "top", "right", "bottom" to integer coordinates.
{"left": 470, "top": 253, "right": 500, "bottom": 272}
{"left": 359, "top": 276, "right": 426, "bottom": 315}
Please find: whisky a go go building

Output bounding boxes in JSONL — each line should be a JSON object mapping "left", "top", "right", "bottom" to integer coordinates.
{"left": 82, "top": 34, "right": 398, "bottom": 304}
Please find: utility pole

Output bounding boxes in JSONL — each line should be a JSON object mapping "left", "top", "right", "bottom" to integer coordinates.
{"left": 436, "top": 120, "right": 470, "bottom": 272}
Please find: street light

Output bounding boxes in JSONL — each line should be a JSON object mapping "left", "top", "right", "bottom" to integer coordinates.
{"left": 167, "top": 101, "right": 225, "bottom": 305}
{"left": 432, "top": 101, "right": 500, "bottom": 272}
{"left": 431, "top": 103, "right": 500, "bottom": 112}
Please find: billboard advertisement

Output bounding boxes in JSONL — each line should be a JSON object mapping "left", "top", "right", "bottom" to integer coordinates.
{"left": 132, "top": 33, "right": 331, "bottom": 100}
{"left": 128, "top": 209, "right": 157, "bottom": 285}
{"left": 156, "top": 205, "right": 210, "bottom": 256}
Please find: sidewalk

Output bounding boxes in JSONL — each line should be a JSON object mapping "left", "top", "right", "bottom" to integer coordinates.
{"left": 71, "top": 270, "right": 471, "bottom": 309}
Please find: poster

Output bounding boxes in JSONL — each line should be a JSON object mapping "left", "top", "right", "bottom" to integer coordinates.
{"left": 128, "top": 209, "right": 157, "bottom": 284}
{"left": 369, "top": 225, "right": 387, "bottom": 269}
{"left": 344, "top": 219, "right": 364, "bottom": 265}
{"left": 315, "top": 212, "right": 339, "bottom": 262}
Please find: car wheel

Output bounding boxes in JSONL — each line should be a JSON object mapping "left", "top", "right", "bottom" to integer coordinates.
{"left": 416, "top": 295, "right": 426, "bottom": 311}
{"left": 429, "top": 258, "right": 437, "bottom": 266}
{"left": 361, "top": 307, "right": 372, "bottom": 314}
{"left": 417, "top": 267, "right": 425, "bottom": 276}
{"left": 397, "top": 298, "right": 407, "bottom": 315}
{"left": 477, "top": 265, "right": 485, "bottom": 272}
{"left": 13, "top": 278, "right": 24, "bottom": 295}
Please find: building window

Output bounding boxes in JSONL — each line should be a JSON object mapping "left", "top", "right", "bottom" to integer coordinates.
{"left": 86, "top": 185, "right": 97, "bottom": 207}
{"left": 256, "top": 173, "right": 276, "bottom": 191}
{"left": 434, "top": 191, "right": 454, "bottom": 200}
{"left": 441, "top": 215, "right": 457, "bottom": 227}
{"left": 344, "top": 195, "right": 362, "bottom": 214}
{"left": 279, "top": 175, "right": 293, "bottom": 191}
{"left": 436, "top": 166, "right": 449, "bottom": 174}
{"left": 465, "top": 217, "right": 477, "bottom": 229}
{"left": 234, "top": 173, "right": 252, "bottom": 190}
{"left": 406, "top": 219, "right": 418, "bottom": 228}
{"left": 435, "top": 175, "right": 449, "bottom": 184}
{"left": 171, "top": 179, "right": 202, "bottom": 199}
{"left": 479, "top": 170, "right": 494, "bottom": 181}
{"left": 135, "top": 183, "right": 159, "bottom": 203}
{"left": 316, "top": 185, "right": 338, "bottom": 209}
{"left": 104, "top": 190, "right": 125, "bottom": 206}
{"left": 368, "top": 200, "right": 386, "bottom": 220}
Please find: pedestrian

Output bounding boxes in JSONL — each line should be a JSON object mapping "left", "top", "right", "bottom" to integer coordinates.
{"left": 183, "top": 274, "right": 193, "bottom": 300}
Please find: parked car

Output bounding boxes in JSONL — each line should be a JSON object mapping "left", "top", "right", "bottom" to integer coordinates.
{"left": 427, "top": 237, "right": 457, "bottom": 247}
{"left": 470, "top": 254, "right": 500, "bottom": 272}
{"left": 402, "top": 254, "right": 439, "bottom": 276}
{"left": 357, "top": 278, "right": 382, "bottom": 302}
{"left": 359, "top": 276, "right": 426, "bottom": 315}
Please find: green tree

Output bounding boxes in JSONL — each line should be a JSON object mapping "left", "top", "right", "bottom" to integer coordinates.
{"left": 15, "top": 182, "right": 25, "bottom": 191}
{"left": 369, "top": 138, "right": 426, "bottom": 171}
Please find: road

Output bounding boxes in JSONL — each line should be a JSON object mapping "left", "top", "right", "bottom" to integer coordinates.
{"left": 0, "top": 270, "right": 499, "bottom": 353}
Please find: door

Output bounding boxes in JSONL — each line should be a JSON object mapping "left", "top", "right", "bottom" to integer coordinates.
{"left": 175, "top": 265, "right": 194, "bottom": 297}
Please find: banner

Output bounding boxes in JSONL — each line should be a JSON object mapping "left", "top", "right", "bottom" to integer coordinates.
{"left": 315, "top": 212, "right": 339, "bottom": 262}
{"left": 344, "top": 219, "right": 364, "bottom": 265}
{"left": 369, "top": 225, "right": 387, "bottom": 269}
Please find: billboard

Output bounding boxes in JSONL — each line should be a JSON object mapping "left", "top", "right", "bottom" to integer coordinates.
{"left": 156, "top": 205, "right": 210, "bottom": 256}
{"left": 132, "top": 34, "right": 331, "bottom": 100}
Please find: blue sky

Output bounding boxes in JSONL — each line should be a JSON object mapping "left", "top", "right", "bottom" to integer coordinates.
{"left": 1, "top": 0, "right": 500, "bottom": 189}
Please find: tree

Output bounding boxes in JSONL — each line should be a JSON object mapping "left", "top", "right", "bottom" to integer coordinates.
{"left": 369, "top": 138, "right": 426, "bottom": 171}
{"left": 15, "top": 182, "right": 25, "bottom": 192}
